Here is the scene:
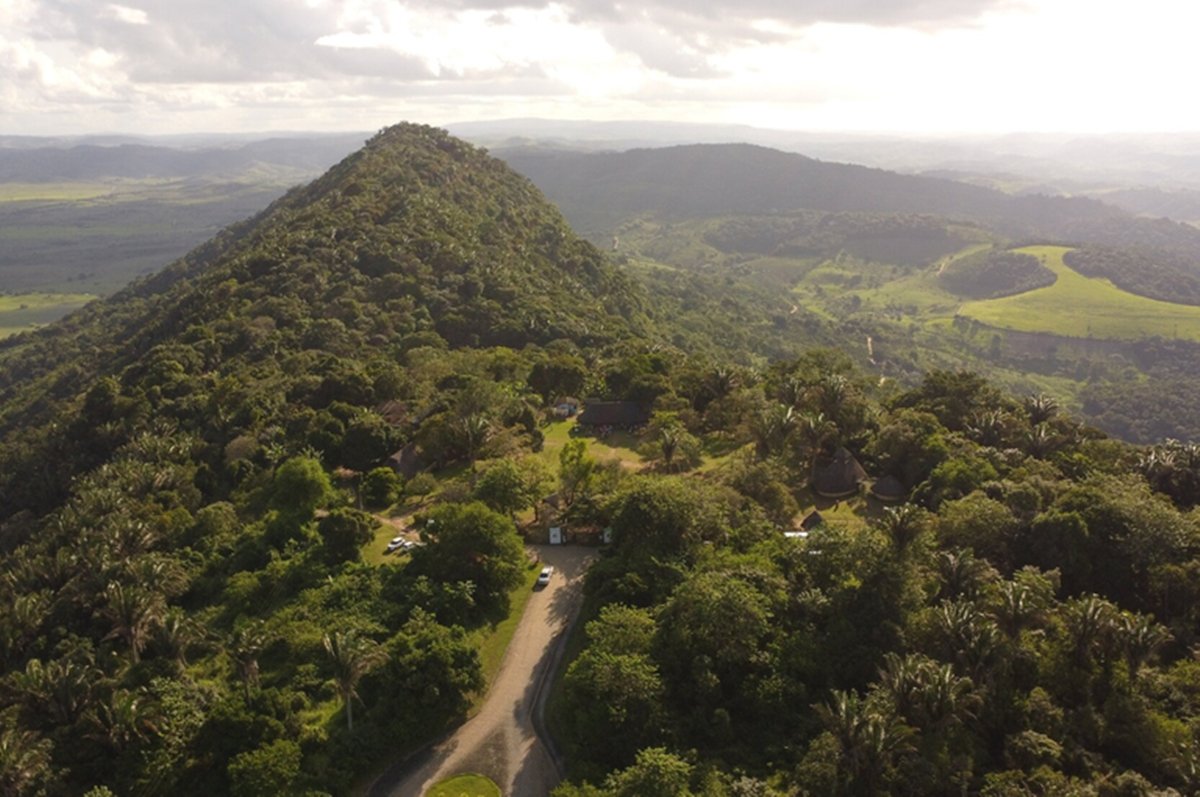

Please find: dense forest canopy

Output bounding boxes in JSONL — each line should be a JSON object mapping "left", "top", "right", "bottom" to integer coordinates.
{"left": 1, "top": 124, "right": 1200, "bottom": 797}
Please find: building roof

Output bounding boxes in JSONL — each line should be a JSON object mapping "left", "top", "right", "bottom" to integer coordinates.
{"left": 800, "top": 510, "right": 826, "bottom": 530}
{"left": 386, "top": 442, "right": 423, "bottom": 478}
{"left": 812, "top": 447, "right": 868, "bottom": 498}
{"left": 576, "top": 400, "right": 650, "bottom": 427}
{"left": 871, "top": 474, "right": 908, "bottom": 502}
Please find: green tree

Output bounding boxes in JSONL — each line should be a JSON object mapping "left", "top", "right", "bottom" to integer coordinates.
{"left": 473, "top": 457, "right": 552, "bottom": 518}
{"left": 101, "top": 581, "right": 165, "bottom": 665}
{"left": 559, "top": 439, "right": 597, "bottom": 510}
{"left": 361, "top": 466, "right": 402, "bottom": 509}
{"left": 323, "top": 630, "right": 388, "bottom": 731}
{"left": 271, "top": 456, "right": 330, "bottom": 519}
{"left": 411, "top": 502, "right": 526, "bottom": 618}
{"left": 604, "top": 747, "right": 694, "bottom": 797}
{"left": 227, "top": 738, "right": 302, "bottom": 797}
{"left": 317, "top": 507, "right": 377, "bottom": 564}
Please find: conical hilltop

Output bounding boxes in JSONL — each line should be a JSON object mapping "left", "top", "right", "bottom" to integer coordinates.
{"left": 0, "top": 123, "right": 651, "bottom": 509}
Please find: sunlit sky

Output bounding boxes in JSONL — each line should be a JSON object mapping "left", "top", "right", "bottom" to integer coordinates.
{"left": 2, "top": 0, "right": 1198, "bottom": 136}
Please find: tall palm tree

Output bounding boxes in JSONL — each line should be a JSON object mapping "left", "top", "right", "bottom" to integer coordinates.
{"left": 100, "top": 581, "right": 165, "bottom": 665}
{"left": 1065, "top": 595, "right": 1119, "bottom": 668}
{"left": 458, "top": 412, "right": 493, "bottom": 473}
{"left": 876, "top": 505, "right": 928, "bottom": 555}
{"left": 817, "top": 689, "right": 912, "bottom": 795}
{"left": 879, "top": 653, "right": 979, "bottom": 733}
{"left": 156, "top": 607, "right": 202, "bottom": 672}
{"left": 992, "top": 581, "right": 1042, "bottom": 639}
{"left": 0, "top": 723, "right": 53, "bottom": 797}
{"left": 1024, "top": 393, "right": 1059, "bottom": 425}
{"left": 323, "top": 631, "right": 388, "bottom": 732}
{"left": 1117, "top": 613, "right": 1172, "bottom": 679}
{"left": 228, "top": 623, "right": 269, "bottom": 700}
{"left": 750, "top": 403, "right": 795, "bottom": 459}
{"left": 10, "top": 656, "right": 99, "bottom": 726}
{"left": 935, "top": 550, "right": 998, "bottom": 601}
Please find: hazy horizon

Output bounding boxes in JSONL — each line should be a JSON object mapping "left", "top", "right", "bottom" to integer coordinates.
{"left": 4, "top": 0, "right": 1199, "bottom": 137}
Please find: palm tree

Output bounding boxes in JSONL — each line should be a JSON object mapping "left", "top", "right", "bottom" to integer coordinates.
{"left": 0, "top": 723, "right": 53, "bottom": 797}
{"left": 879, "top": 653, "right": 979, "bottom": 733}
{"left": 323, "top": 631, "right": 388, "bottom": 731}
{"left": 1065, "top": 595, "right": 1119, "bottom": 668}
{"left": 1117, "top": 613, "right": 1172, "bottom": 678}
{"left": 966, "top": 410, "right": 1008, "bottom": 447}
{"left": 992, "top": 581, "right": 1042, "bottom": 639}
{"left": 658, "top": 426, "right": 682, "bottom": 471}
{"left": 876, "top": 504, "right": 928, "bottom": 555}
{"left": 156, "top": 607, "right": 202, "bottom": 672}
{"left": 100, "top": 581, "right": 165, "bottom": 665}
{"left": 935, "top": 549, "right": 997, "bottom": 601}
{"left": 228, "top": 622, "right": 269, "bottom": 700}
{"left": 817, "top": 689, "right": 912, "bottom": 794}
{"left": 750, "top": 403, "right": 795, "bottom": 459}
{"left": 86, "top": 688, "right": 158, "bottom": 755}
{"left": 458, "top": 412, "right": 493, "bottom": 472}
{"left": 1024, "top": 393, "right": 1059, "bottom": 425}
{"left": 10, "top": 656, "right": 98, "bottom": 726}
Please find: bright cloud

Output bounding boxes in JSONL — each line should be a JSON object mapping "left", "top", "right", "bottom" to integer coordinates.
{"left": 0, "top": 0, "right": 1197, "bottom": 135}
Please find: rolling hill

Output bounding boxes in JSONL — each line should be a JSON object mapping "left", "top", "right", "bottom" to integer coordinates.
{"left": 498, "top": 143, "right": 1200, "bottom": 259}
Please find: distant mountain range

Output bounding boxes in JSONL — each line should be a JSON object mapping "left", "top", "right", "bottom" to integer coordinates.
{"left": 496, "top": 143, "right": 1200, "bottom": 260}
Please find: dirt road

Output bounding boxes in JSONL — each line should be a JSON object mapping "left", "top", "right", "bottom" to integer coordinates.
{"left": 369, "top": 544, "right": 593, "bottom": 797}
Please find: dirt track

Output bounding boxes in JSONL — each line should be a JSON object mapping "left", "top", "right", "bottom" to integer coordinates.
{"left": 369, "top": 544, "right": 593, "bottom": 797}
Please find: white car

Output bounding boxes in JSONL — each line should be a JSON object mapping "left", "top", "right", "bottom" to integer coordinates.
{"left": 536, "top": 566, "right": 554, "bottom": 588}
{"left": 385, "top": 536, "right": 406, "bottom": 553}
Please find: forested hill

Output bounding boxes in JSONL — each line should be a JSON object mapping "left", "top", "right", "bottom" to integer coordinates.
{"left": 0, "top": 123, "right": 664, "bottom": 795}
{"left": 500, "top": 143, "right": 1200, "bottom": 255}
{"left": 0, "top": 135, "right": 363, "bottom": 182}
{"left": 0, "top": 123, "right": 650, "bottom": 515}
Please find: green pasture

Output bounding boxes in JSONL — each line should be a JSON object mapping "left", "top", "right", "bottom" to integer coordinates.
{"left": 426, "top": 773, "right": 501, "bottom": 797}
{"left": 0, "top": 292, "right": 94, "bottom": 337}
{"left": 0, "top": 182, "right": 115, "bottom": 202}
{"left": 960, "top": 245, "right": 1200, "bottom": 341}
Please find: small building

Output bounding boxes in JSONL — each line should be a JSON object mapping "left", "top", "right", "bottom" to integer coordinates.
{"left": 871, "top": 474, "right": 908, "bottom": 503}
{"left": 812, "top": 447, "right": 868, "bottom": 499}
{"left": 386, "top": 443, "right": 424, "bottom": 479}
{"left": 800, "top": 509, "right": 826, "bottom": 531}
{"left": 576, "top": 400, "right": 650, "bottom": 430}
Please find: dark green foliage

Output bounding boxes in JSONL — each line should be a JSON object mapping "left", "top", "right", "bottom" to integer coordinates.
{"left": 1065, "top": 246, "right": 1200, "bottom": 305}
{"left": 360, "top": 466, "right": 402, "bottom": 509}
{"left": 317, "top": 508, "right": 376, "bottom": 564}
{"left": 227, "top": 738, "right": 302, "bottom": 797}
{"left": 409, "top": 502, "right": 526, "bottom": 620}
{"left": 939, "top": 249, "right": 1056, "bottom": 298}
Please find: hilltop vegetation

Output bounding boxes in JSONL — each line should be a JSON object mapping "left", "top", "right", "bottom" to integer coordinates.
{"left": 938, "top": 248, "right": 1056, "bottom": 299}
{"left": 4, "top": 124, "right": 1200, "bottom": 796}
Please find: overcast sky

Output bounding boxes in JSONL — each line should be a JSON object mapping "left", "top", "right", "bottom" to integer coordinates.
{"left": 2, "top": 0, "right": 1197, "bottom": 136}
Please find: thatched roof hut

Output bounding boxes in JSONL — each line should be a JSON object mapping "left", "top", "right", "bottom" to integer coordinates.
{"left": 577, "top": 400, "right": 649, "bottom": 428}
{"left": 812, "top": 447, "right": 867, "bottom": 498}
{"left": 871, "top": 474, "right": 907, "bottom": 502}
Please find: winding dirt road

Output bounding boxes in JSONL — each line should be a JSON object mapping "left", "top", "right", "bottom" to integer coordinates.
{"left": 368, "top": 544, "right": 593, "bottom": 797}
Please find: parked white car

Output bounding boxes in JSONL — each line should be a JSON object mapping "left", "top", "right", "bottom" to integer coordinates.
{"left": 536, "top": 566, "right": 554, "bottom": 588}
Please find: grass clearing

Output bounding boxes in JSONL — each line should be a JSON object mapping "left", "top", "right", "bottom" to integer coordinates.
{"left": 0, "top": 182, "right": 115, "bottom": 202}
{"left": 960, "top": 245, "right": 1200, "bottom": 341}
{"left": 539, "top": 418, "right": 646, "bottom": 469}
{"left": 426, "top": 773, "right": 502, "bottom": 797}
{"left": 0, "top": 292, "right": 95, "bottom": 337}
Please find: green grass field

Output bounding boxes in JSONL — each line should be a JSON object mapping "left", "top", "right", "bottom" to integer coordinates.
{"left": 959, "top": 245, "right": 1200, "bottom": 341}
{"left": 0, "top": 182, "right": 116, "bottom": 202}
{"left": 0, "top": 292, "right": 95, "bottom": 337}
{"left": 426, "top": 773, "right": 501, "bottom": 797}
